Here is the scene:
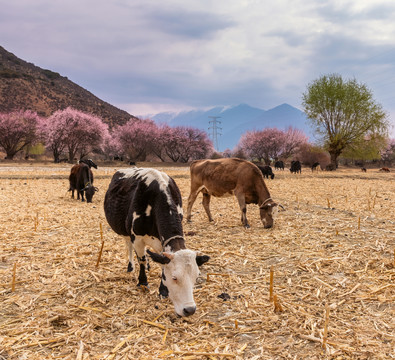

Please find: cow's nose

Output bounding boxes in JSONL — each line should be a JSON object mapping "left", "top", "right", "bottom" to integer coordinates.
{"left": 183, "top": 306, "right": 196, "bottom": 317}
{"left": 264, "top": 223, "right": 273, "bottom": 229}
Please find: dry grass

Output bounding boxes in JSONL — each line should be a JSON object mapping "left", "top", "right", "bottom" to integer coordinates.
{"left": 0, "top": 163, "right": 394, "bottom": 359}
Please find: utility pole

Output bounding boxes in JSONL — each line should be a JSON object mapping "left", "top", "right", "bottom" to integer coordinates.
{"left": 208, "top": 116, "right": 222, "bottom": 151}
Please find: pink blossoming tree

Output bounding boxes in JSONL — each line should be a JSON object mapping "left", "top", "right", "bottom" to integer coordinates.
{"left": 161, "top": 126, "right": 213, "bottom": 162}
{"left": 0, "top": 110, "right": 42, "bottom": 159}
{"left": 40, "top": 107, "right": 109, "bottom": 162}
{"left": 237, "top": 127, "right": 308, "bottom": 164}
{"left": 112, "top": 118, "right": 158, "bottom": 161}
{"left": 281, "top": 127, "right": 309, "bottom": 159}
{"left": 238, "top": 128, "right": 285, "bottom": 164}
{"left": 380, "top": 138, "right": 395, "bottom": 164}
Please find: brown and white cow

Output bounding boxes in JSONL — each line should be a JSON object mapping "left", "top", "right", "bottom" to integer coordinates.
{"left": 104, "top": 168, "right": 209, "bottom": 317}
{"left": 186, "top": 158, "right": 278, "bottom": 228}
{"left": 311, "top": 162, "right": 320, "bottom": 172}
{"left": 68, "top": 163, "right": 97, "bottom": 202}
{"left": 379, "top": 167, "right": 390, "bottom": 172}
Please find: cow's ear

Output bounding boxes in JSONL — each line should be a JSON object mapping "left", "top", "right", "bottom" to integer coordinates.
{"left": 147, "top": 249, "right": 171, "bottom": 264}
{"left": 196, "top": 255, "right": 210, "bottom": 266}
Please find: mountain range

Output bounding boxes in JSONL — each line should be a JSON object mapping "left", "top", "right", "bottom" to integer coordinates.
{"left": 151, "top": 103, "right": 314, "bottom": 151}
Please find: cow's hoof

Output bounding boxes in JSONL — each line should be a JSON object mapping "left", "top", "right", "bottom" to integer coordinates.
{"left": 127, "top": 262, "right": 133, "bottom": 272}
{"left": 244, "top": 224, "right": 250, "bottom": 229}
{"left": 138, "top": 283, "right": 149, "bottom": 292}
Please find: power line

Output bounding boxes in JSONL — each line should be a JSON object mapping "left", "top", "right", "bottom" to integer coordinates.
{"left": 208, "top": 116, "right": 222, "bottom": 151}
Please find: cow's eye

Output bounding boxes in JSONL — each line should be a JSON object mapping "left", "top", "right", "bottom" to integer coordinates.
{"left": 172, "top": 276, "right": 177, "bottom": 281}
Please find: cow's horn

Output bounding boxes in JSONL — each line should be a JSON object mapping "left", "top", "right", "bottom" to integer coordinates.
{"left": 163, "top": 252, "right": 175, "bottom": 260}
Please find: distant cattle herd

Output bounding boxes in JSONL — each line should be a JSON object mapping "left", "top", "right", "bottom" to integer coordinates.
{"left": 67, "top": 157, "right": 391, "bottom": 316}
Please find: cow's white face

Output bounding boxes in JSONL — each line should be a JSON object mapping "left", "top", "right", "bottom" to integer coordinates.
{"left": 148, "top": 249, "right": 209, "bottom": 317}
{"left": 162, "top": 250, "right": 200, "bottom": 317}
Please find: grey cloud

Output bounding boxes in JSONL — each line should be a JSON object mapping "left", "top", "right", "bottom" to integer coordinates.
{"left": 310, "top": 33, "right": 395, "bottom": 70}
{"left": 89, "top": 68, "right": 281, "bottom": 111}
{"left": 316, "top": 1, "right": 395, "bottom": 22}
{"left": 364, "top": 4, "right": 395, "bottom": 20}
{"left": 262, "top": 29, "right": 308, "bottom": 48}
{"left": 145, "top": 7, "right": 235, "bottom": 39}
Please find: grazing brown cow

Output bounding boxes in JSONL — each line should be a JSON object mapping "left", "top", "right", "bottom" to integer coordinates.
{"left": 186, "top": 158, "right": 277, "bottom": 228}
{"left": 379, "top": 167, "right": 390, "bottom": 172}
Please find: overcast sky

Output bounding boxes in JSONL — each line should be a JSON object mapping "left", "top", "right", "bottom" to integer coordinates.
{"left": 1, "top": 0, "right": 395, "bottom": 134}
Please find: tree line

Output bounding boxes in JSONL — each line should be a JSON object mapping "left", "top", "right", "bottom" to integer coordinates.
{"left": 0, "top": 107, "right": 214, "bottom": 163}
{"left": 0, "top": 74, "right": 393, "bottom": 166}
{"left": 0, "top": 106, "right": 323, "bottom": 164}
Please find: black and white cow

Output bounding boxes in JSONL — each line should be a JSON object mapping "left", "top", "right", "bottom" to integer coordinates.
{"left": 311, "top": 162, "right": 320, "bottom": 172}
{"left": 104, "top": 168, "right": 210, "bottom": 317}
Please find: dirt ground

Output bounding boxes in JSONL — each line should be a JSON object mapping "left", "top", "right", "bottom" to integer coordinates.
{"left": 0, "top": 162, "right": 394, "bottom": 359}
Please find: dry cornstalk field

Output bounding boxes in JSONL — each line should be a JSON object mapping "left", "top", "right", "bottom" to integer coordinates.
{"left": 0, "top": 163, "right": 394, "bottom": 360}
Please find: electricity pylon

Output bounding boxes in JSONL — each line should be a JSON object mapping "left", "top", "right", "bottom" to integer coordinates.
{"left": 208, "top": 116, "right": 222, "bottom": 151}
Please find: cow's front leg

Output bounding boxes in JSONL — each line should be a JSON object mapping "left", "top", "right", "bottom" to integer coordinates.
{"left": 235, "top": 192, "right": 250, "bottom": 228}
{"left": 202, "top": 192, "right": 214, "bottom": 222}
{"left": 124, "top": 236, "right": 135, "bottom": 272}
{"left": 186, "top": 188, "right": 200, "bottom": 222}
{"left": 133, "top": 237, "right": 148, "bottom": 287}
{"left": 80, "top": 190, "right": 85, "bottom": 202}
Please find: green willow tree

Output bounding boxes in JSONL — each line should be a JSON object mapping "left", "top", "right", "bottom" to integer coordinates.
{"left": 341, "top": 133, "right": 386, "bottom": 162}
{"left": 302, "top": 74, "right": 388, "bottom": 167}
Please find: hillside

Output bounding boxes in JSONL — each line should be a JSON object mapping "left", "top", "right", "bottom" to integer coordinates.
{"left": 0, "top": 46, "right": 136, "bottom": 127}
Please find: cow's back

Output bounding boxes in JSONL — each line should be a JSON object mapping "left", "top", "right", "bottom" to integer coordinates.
{"left": 71, "top": 163, "right": 93, "bottom": 189}
{"left": 104, "top": 172, "right": 136, "bottom": 236}
{"left": 190, "top": 158, "right": 263, "bottom": 196}
{"left": 104, "top": 168, "right": 183, "bottom": 238}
